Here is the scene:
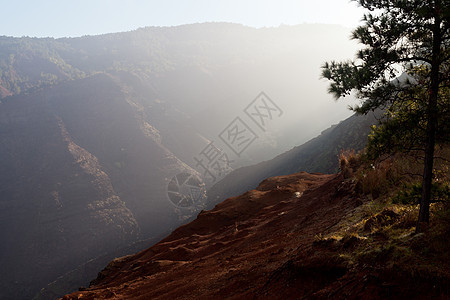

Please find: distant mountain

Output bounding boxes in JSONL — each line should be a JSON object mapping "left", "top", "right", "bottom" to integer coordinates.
{"left": 206, "top": 111, "right": 380, "bottom": 209}
{"left": 1, "top": 23, "right": 360, "bottom": 166}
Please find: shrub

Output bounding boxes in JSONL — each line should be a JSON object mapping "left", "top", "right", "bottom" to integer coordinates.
{"left": 393, "top": 182, "right": 450, "bottom": 205}
{"left": 339, "top": 150, "right": 360, "bottom": 179}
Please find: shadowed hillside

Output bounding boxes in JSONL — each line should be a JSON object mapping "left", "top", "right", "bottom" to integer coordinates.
{"left": 0, "top": 73, "right": 195, "bottom": 299}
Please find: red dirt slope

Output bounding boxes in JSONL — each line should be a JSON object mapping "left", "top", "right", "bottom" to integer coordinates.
{"left": 62, "top": 172, "right": 363, "bottom": 299}
{"left": 63, "top": 171, "right": 445, "bottom": 299}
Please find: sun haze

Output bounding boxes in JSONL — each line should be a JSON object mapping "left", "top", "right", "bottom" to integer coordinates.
{"left": 2, "top": 0, "right": 364, "bottom": 38}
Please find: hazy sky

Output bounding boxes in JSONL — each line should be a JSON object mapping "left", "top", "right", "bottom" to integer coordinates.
{"left": 2, "top": 0, "right": 364, "bottom": 38}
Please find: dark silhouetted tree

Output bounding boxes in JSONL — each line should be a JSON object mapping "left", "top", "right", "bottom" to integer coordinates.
{"left": 321, "top": 0, "right": 449, "bottom": 231}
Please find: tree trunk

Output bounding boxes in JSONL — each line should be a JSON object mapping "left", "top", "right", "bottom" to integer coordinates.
{"left": 417, "top": 6, "right": 441, "bottom": 232}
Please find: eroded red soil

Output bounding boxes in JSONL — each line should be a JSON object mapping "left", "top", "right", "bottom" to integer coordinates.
{"left": 62, "top": 172, "right": 445, "bottom": 299}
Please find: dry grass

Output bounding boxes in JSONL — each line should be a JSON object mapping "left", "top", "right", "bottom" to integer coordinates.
{"left": 318, "top": 146, "right": 450, "bottom": 278}
{"left": 339, "top": 149, "right": 360, "bottom": 179}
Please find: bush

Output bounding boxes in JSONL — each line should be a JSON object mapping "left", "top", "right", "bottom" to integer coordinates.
{"left": 393, "top": 182, "right": 450, "bottom": 205}
{"left": 339, "top": 150, "right": 360, "bottom": 179}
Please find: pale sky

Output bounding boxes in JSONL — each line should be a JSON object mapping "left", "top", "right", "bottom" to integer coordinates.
{"left": 1, "top": 0, "right": 364, "bottom": 38}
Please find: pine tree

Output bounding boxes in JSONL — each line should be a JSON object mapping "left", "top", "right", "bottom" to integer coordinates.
{"left": 321, "top": 0, "right": 449, "bottom": 231}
